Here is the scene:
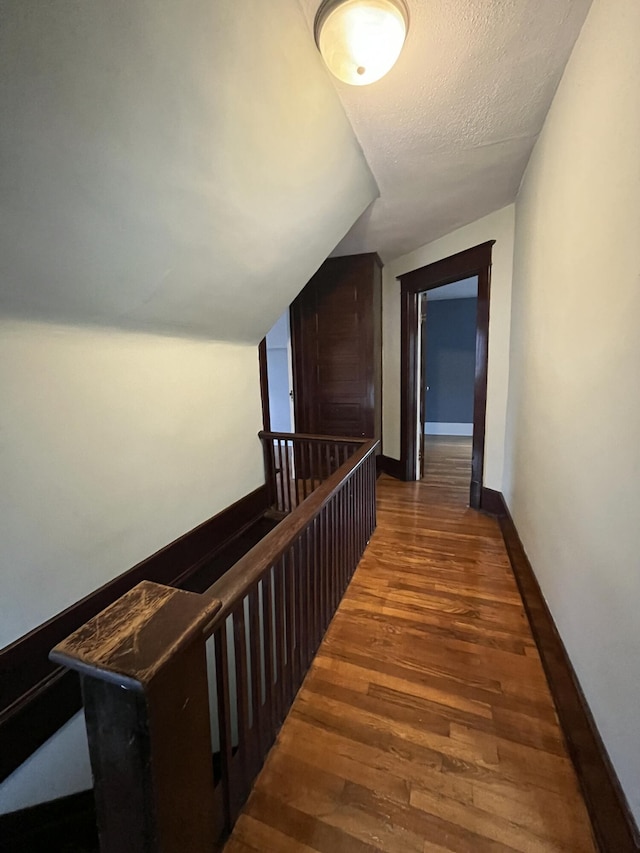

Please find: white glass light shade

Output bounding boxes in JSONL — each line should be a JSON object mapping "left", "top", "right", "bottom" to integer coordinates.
{"left": 315, "top": 0, "right": 408, "bottom": 86}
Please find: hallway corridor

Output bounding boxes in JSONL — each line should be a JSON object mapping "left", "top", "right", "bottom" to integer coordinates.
{"left": 225, "top": 453, "right": 596, "bottom": 852}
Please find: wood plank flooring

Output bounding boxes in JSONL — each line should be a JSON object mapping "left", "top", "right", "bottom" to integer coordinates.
{"left": 225, "top": 443, "right": 597, "bottom": 853}
{"left": 422, "top": 435, "right": 472, "bottom": 489}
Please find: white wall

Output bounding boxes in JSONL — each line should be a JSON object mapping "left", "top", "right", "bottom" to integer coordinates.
{"left": 382, "top": 205, "right": 515, "bottom": 490}
{"left": 0, "top": 320, "right": 264, "bottom": 649}
{"left": 503, "top": 0, "right": 640, "bottom": 824}
{"left": 0, "top": 0, "right": 377, "bottom": 342}
{"left": 0, "top": 319, "right": 264, "bottom": 812}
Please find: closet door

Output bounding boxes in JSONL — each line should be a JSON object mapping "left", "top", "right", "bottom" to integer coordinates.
{"left": 291, "top": 254, "right": 381, "bottom": 440}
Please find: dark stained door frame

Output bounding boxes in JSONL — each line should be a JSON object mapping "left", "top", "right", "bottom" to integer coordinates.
{"left": 258, "top": 337, "right": 271, "bottom": 432}
{"left": 418, "top": 295, "right": 428, "bottom": 480}
{"left": 399, "top": 240, "right": 495, "bottom": 508}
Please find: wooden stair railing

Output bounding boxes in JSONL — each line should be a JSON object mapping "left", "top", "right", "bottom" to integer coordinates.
{"left": 50, "top": 436, "right": 379, "bottom": 852}
{"left": 259, "top": 430, "right": 367, "bottom": 515}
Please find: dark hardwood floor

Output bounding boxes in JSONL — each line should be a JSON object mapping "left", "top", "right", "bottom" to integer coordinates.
{"left": 225, "top": 441, "right": 597, "bottom": 853}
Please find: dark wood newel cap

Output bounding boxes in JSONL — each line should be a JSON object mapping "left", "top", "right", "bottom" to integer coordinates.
{"left": 50, "top": 581, "right": 221, "bottom": 690}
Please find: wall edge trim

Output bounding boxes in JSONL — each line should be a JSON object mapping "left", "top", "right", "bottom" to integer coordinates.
{"left": 377, "top": 454, "right": 403, "bottom": 480}
{"left": 482, "top": 487, "right": 640, "bottom": 853}
{"left": 0, "top": 483, "right": 269, "bottom": 785}
{"left": 0, "top": 789, "right": 96, "bottom": 850}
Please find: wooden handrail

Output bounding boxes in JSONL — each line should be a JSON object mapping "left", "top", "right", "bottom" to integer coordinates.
{"left": 50, "top": 582, "right": 222, "bottom": 851}
{"left": 49, "top": 433, "right": 380, "bottom": 852}
{"left": 258, "top": 430, "right": 370, "bottom": 444}
{"left": 202, "top": 438, "right": 378, "bottom": 631}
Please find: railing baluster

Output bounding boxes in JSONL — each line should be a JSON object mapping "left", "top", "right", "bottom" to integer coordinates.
{"left": 317, "top": 442, "right": 323, "bottom": 487}
{"left": 232, "top": 602, "right": 250, "bottom": 816}
{"left": 282, "top": 438, "right": 292, "bottom": 512}
{"left": 309, "top": 516, "right": 318, "bottom": 652}
{"left": 284, "top": 548, "right": 296, "bottom": 706}
{"left": 52, "top": 435, "right": 378, "bottom": 853}
{"left": 304, "top": 526, "right": 313, "bottom": 669}
{"left": 273, "top": 557, "right": 286, "bottom": 726}
{"left": 316, "top": 514, "right": 324, "bottom": 645}
{"left": 357, "top": 466, "right": 363, "bottom": 556}
{"left": 299, "top": 441, "right": 307, "bottom": 501}
{"left": 262, "top": 438, "right": 275, "bottom": 512}
{"left": 342, "top": 482, "right": 348, "bottom": 593}
{"left": 214, "top": 623, "right": 233, "bottom": 836}
{"left": 293, "top": 538, "right": 304, "bottom": 687}
{"left": 331, "top": 495, "right": 338, "bottom": 613}
{"left": 248, "top": 587, "right": 262, "bottom": 776}
{"left": 324, "top": 503, "right": 331, "bottom": 622}
{"left": 260, "top": 569, "right": 275, "bottom": 755}
{"left": 278, "top": 440, "right": 285, "bottom": 513}
{"left": 353, "top": 470, "right": 359, "bottom": 561}
{"left": 308, "top": 441, "right": 314, "bottom": 493}
{"left": 317, "top": 510, "right": 329, "bottom": 640}
{"left": 353, "top": 476, "right": 357, "bottom": 563}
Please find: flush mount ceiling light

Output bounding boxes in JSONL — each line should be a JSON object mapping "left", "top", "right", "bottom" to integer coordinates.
{"left": 314, "top": 0, "right": 409, "bottom": 86}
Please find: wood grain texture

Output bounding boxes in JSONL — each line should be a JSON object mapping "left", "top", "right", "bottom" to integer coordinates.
{"left": 291, "top": 253, "right": 382, "bottom": 442}
{"left": 225, "top": 448, "right": 598, "bottom": 853}
{"left": 422, "top": 436, "right": 472, "bottom": 491}
{"left": 50, "top": 582, "right": 221, "bottom": 853}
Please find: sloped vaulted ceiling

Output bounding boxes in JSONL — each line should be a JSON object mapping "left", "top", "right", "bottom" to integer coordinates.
{"left": 0, "top": 0, "right": 377, "bottom": 342}
{"left": 298, "top": 0, "right": 592, "bottom": 260}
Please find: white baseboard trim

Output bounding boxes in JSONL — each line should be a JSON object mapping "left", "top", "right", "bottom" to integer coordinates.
{"left": 424, "top": 423, "right": 473, "bottom": 436}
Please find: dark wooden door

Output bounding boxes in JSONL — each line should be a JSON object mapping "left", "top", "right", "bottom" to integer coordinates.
{"left": 290, "top": 254, "right": 381, "bottom": 441}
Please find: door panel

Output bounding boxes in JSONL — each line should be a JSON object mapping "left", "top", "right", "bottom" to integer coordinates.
{"left": 291, "top": 254, "right": 381, "bottom": 442}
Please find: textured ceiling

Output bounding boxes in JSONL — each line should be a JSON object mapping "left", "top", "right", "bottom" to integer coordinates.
{"left": 0, "top": 0, "right": 376, "bottom": 342}
{"left": 298, "top": 0, "right": 592, "bottom": 261}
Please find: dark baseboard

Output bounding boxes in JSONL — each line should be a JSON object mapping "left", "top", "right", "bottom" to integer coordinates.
{"left": 377, "top": 454, "right": 403, "bottom": 479}
{"left": 492, "top": 491, "right": 639, "bottom": 853}
{"left": 0, "top": 789, "right": 97, "bottom": 852}
{"left": 479, "top": 486, "right": 506, "bottom": 516}
{"left": 0, "top": 484, "right": 269, "bottom": 784}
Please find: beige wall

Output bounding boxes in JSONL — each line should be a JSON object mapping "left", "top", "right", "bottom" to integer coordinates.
{"left": 0, "top": 320, "right": 264, "bottom": 650}
{"left": 503, "top": 0, "right": 640, "bottom": 824}
{"left": 382, "top": 205, "right": 515, "bottom": 490}
{"left": 0, "top": 319, "right": 265, "bottom": 811}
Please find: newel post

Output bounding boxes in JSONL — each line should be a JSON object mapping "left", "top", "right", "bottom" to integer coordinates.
{"left": 50, "top": 581, "right": 221, "bottom": 853}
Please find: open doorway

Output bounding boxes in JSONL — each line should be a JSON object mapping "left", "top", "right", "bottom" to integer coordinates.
{"left": 259, "top": 309, "right": 295, "bottom": 433}
{"left": 419, "top": 277, "right": 478, "bottom": 490}
{"left": 399, "top": 241, "right": 493, "bottom": 509}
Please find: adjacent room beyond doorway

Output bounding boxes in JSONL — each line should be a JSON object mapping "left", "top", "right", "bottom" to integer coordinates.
{"left": 421, "top": 276, "right": 478, "bottom": 490}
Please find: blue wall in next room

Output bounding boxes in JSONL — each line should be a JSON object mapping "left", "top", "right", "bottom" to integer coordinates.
{"left": 425, "top": 298, "right": 477, "bottom": 424}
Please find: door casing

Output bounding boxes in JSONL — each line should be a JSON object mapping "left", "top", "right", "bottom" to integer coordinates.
{"left": 398, "top": 241, "right": 494, "bottom": 508}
